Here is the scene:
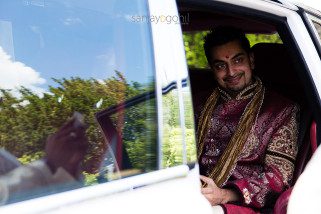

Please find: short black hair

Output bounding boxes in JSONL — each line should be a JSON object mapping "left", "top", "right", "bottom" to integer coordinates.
{"left": 204, "top": 26, "right": 251, "bottom": 65}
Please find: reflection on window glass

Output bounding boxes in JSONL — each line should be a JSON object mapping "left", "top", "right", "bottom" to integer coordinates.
{"left": 182, "top": 86, "right": 197, "bottom": 164}
{"left": 0, "top": 0, "right": 156, "bottom": 204}
{"left": 162, "top": 90, "right": 183, "bottom": 167}
{"left": 94, "top": 96, "right": 157, "bottom": 183}
{"left": 161, "top": 86, "right": 197, "bottom": 168}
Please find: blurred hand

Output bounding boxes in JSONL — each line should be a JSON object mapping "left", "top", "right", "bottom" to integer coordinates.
{"left": 200, "top": 175, "right": 225, "bottom": 206}
{"left": 45, "top": 114, "right": 88, "bottom": 179}
{"left": 200, "top": 175, "right": 240, "bottom": 206}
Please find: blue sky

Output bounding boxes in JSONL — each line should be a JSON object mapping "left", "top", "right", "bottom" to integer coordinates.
{"left": 0, "top": 0, "right": 154, "bottom": 96}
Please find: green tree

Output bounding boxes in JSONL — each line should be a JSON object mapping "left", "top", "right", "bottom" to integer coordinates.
{"left": 183, "top": 31, "right": 209, "bottom": 69}
{"left": 247, "top": 34, "right": 282, "bottom": 47}
{"left": 0, "top": 71, "right": 147, "bottom": 174}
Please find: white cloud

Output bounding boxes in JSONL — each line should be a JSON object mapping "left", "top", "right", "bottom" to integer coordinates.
{"left": 0, "top": 47, "right": 46, "bottom": 96}
{"left": 96, "top": 50, "right": 116, "bottom": 68}
{"left": 97, "top": 79, "right": 105, "bottom": 84}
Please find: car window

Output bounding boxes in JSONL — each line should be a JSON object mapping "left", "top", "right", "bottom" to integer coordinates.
{"left": 161, "top": 85, "right": 197, "bottom": 168}
{"left": 0, "top": 0, "right": 157, "bottom": 204}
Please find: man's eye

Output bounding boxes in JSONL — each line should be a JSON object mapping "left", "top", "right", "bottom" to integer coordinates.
{"left": 233, "top": 57, "right": 244, "bottom": 64}
{"left": 214, "top": 63, "right": 226, "bottom": 70}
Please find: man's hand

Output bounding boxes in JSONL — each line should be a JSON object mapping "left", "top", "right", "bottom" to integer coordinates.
{"left": 200, "top": 175, "right": 240, "bottom": 206}
{"left": 45, "top": 114, "right": 88, "bottom": 179}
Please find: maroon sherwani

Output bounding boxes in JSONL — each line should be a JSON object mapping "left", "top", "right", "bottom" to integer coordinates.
{"left": 199, "top": 84, "right": 298, "bottom": 213}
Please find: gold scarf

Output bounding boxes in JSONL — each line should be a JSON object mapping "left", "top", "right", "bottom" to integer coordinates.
{"left": 197, "top": 78, "right": 265, "bottom": 187}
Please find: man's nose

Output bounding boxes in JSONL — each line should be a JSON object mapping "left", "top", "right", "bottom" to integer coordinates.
{"left": 226, "top": 63, "right": 236, "bottom": 76}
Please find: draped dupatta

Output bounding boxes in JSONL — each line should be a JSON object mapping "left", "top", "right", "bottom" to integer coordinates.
{"left": 197, "top": 78, "right": 265, "bottom": 187}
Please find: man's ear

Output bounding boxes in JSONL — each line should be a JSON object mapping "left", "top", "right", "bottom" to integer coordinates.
{"left": 249, "top": 52, "right": 255, "bottom": 70}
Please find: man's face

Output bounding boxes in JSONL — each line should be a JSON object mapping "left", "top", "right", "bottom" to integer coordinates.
{"left": 209, "top": 40, "right": 254, "bottom": 93}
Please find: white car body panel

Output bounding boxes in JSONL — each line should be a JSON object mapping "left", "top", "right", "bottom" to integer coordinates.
{"left": 0, "top": 165, "right": 212, "bottom": 213}
{"left": 0, "top": 0, "right": 320, "bottom": 213}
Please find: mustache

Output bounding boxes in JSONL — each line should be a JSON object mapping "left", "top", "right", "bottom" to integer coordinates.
{"left": 223, "top": 73, "right": 243, "bottom": 82}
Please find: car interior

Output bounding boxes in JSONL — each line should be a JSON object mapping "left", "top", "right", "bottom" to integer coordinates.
{"left": 178, "top": 2, "right": 319, "bottom": 212}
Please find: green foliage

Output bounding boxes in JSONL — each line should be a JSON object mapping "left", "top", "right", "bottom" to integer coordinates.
{"left": 17, "top": 152, "right": 44, "bottom": 165}
{"left": 183, "top": 90, "right": 195, "bottom": 130}
{"left": 83, "top": 172, "right": 99, "bottom": 186}
{"left": 183, "top": 31, "right": 209, "bottom": 69}
{"left": 123, "top": 99, "right": 158, "bottom": 171}
{"left": 162, "top": 126, "right": 196, "bottom": 167}
{"left": 0, "top": 68, "right": 197, "bottom": 180}
{"left": 162, "top": 92, "right": 180, "bottom": 127}
{"left": 160, "top": 89, "right": 197, "bottom": 167}
{"left": 0, "top": 71, "right": 145, "bottom": 174}
{"left": 246, "top": 33, "right": 282, "bottom": 47}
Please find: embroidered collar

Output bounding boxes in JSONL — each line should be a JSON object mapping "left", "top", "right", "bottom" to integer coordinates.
{"left": 218, "top": 77, "right": 261, "bottom": 101}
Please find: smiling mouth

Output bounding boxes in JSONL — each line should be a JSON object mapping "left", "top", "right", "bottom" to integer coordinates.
{"left": 224, "top": 74, "right": 242, "bottom": 85}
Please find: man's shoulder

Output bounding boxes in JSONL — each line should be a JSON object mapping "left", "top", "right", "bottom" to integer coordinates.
{"left": 263, "top": 88, "right": 299, "bottom": 111}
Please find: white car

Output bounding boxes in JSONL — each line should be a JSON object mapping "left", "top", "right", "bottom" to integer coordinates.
{"left": 0, "top": 0, "right": 320, "bottom": 213}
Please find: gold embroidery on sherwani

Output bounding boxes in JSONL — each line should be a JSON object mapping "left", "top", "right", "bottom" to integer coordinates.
{"left": 265, "top": 108, "right": 298, "bottom": 186}
{"left": 240, "top": 129, "right": 260, "bottom": 159}
{"left": 198, "top": 77, "right": 265, "bottom": 187}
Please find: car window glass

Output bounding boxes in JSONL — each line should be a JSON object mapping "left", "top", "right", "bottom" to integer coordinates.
{"left": 0, "top": 0, "right": 157, "bottom": 204}
{"left": 161, "top": 87, "right": 196, "bottom": 168}
{"left": 182, "top": 86, "right": 197, "bottom": 164}
{"left": 162, "top": 90, "right": 183, "bottom": 167}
